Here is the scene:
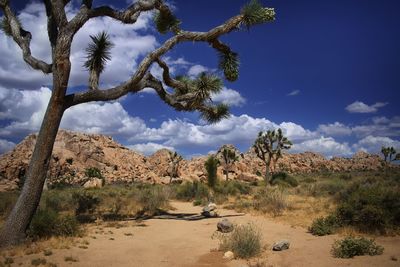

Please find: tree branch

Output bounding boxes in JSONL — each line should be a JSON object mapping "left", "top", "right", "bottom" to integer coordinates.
{"left": 68, "top": 0, "right": 161, "bottom": 35}
{"left": 66, "top": 13, "right": 244, "bottom": 107}
{"left": 1, "top": 2, "right": 52, "bottom": 73}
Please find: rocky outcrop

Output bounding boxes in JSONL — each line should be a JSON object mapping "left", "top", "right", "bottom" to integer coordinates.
{"left": 0, "top": 129, "right": 393, "bottom": 191}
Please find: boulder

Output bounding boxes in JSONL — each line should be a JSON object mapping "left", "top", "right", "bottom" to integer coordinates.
{"left": 202, "top": 203, "right": 218, "bottom": 218}
{"left": 223, "top": 251, "right": 234, "bottom": 260}
{"left": 272, "top": 240, "right": 290, "bottom": 251}
{"left": 83, "top": 178, "right": 103, "bottom": 189}
{"left": 217, "top": 218, "right": 234, "bottom": 233}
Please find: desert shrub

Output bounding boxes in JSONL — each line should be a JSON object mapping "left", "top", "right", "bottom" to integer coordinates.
{"left": 0, "top": 192, "right": 18, "bottom": 217}
{"left": 317, "top": 179, "right": 346, "bottom": 196}
{"left": 309, "top": 214, "right": 339, "bottom": 236}
{"left": 255, "top": 170, "right": 262, "bottom": 177}
{"left": 73, "top": 191, "right": 101, "bottom": 215}
{"left": 216, "top": 223, "right": 262, "bottom": 259}
{"left": 41, "top": 190, "right": 75, "bottom": 212}
{"left": 331, "top": 236, "right": 384, "bottom": 258}
{"left": 136, "top": 186, "right": 170, "bottom": 215}
{"left": 28, "top": 209, "right": 80, "bottom": 239}
{"left": 215, "top": 180, "right": 252, "bottom": 196}
{"left": 339, "top": 173, "right": 352, "bottom": 180}
{"left": 335, "top": 181, "right": 400, "bottom": 233}
{"left": 176, "top": 181, "right": 209, "bottom": 201}
{"left": 270, "top": 172, "right": 298, "bottom": 187}
{"left": 253, "top": 188, "right": 288, "bottom": 216}
{"left": 204, "top": 155, "right": 219, "bottom": 189}
{"left": 85, "top": 167, "right": 102, "bottom": 178}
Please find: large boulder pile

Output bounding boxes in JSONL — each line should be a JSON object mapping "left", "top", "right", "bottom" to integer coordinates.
{"left": 0, "top": 129, "right": 393, "bottom": 191}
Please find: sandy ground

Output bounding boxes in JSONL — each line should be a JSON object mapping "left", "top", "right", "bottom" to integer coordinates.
{"left": 3, "top": 201, "right": 400, "bottom": 267}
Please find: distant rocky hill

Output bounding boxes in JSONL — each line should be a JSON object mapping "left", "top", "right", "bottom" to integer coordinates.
{"left": 0, "top": 129, "right": 390, "bottom": 191}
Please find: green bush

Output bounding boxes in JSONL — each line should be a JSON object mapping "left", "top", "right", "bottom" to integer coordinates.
{"left": 216, "top": 223, "right": 262, "bottom": 259}
{"left": 215, "top": 180, "right": 251, "bottom": 196}
{"left": 85, "top": 167, "right": 102, "bottom": 178}
{"left": 0, "top": 191, "right": 18, "bottom": 217}
{"left": 270, "top": 172, "right": 298, "bottom": 187}
{"left": 317, "top": 179, "right": 346, "bottom": 196}
{"left": 73, "top": 191, "right": 101, "bottom": 215}
{"left": 176, "top": 181, "right": 209, "bottom": 201}
{"left": 309, "top": 214, "right": 339, "bottom": 236}
{"left": 335, "top": 182, "right": 400, "bottom": 233}
{"left": 331, "top": 236, "right": 384, "bottom": 258}
{"left": 28, "top": 209, "right": 80, "bottom": 239}
{"left": 205, "top": 155, "right": 219, "bottom": 189}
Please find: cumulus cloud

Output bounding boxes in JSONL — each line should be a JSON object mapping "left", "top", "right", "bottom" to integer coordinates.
{"left": 0, "top": 139, "right": 16, "bottom": 154}
{"left": 128, "top": 142, "right": 174, "bottom": 156}
{"left": 345, "top": 101, "right": 388, "bottom": 113}
{"left": 1, "top": 87, "right": 399, "bottom": 158}
{"left": 292, "top": 137, "right": 352, "bottom": 157}
{"left": 352, "top": 136, "right": 400, "bottom": 154}
{"left": 211, "top": 88, "right": 246, "bottom": 107}
{"left": 0, "top": 2, "right": 156, "bottom": 89}
{"left": 317, "top": 122, "right": 352, "bottom": 136}
{"left": 187, "top": 64, "right": 209, "bottom": 77}
{"left": 287, "top": 90, "right": 300, "bottom": 96}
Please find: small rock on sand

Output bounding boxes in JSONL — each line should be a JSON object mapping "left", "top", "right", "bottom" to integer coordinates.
{"left": 223, "top": 251, "right": 234, "bottom": 260}
{"left": 273, "top": 240, "right": 290, "bottom": 251}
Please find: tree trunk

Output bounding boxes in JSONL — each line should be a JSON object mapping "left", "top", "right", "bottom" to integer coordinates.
{"left": 225, "top": 168, "right": 229, "bottom": 181}
{"left": 0, "top": 95, "right": 66, "bottom": 247}
{"left": 0, "top": 47, "right": 70, "bottom": 247}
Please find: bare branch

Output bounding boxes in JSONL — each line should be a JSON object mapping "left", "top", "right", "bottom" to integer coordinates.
{"left": 68, "top": 0, "right": 161, "bottom": 35}
{"left": 66, "top": 13, "right": 244, "bottom": 107}
{"left": 1, "top": 3, "right": 52, "bottom": 73}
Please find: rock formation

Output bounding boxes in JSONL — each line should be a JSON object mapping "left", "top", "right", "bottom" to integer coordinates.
{"left": 0, "top": 129, "right": 392, "bottom": 191}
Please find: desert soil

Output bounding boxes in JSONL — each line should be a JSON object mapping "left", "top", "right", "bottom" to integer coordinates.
{"left": 5, "top": 201, "right": 400, "bottom": 267}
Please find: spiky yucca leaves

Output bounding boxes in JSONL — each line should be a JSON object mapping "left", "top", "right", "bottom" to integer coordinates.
{"left": 83, "top": 32, "right": 114, "bottom": 90}
{"left": 241, "top": 0, "right": 275, "bottom": 29}
{"left": 154, "top": 9, "right": 181, "bottom": 34}
{"left": 201, "top": 103, "right": 229, "bottom": 124}
{"left": 194, "top": 72, "right": 223, "bottom": 101}
{"left": 218, "top": 51, "right": 240, "bottom": 82}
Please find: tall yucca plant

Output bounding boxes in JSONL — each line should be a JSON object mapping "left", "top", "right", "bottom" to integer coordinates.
{"left": 253, "top": 128, "right": 292, "bottom": 184}
{"left": 221, "top": 147, "right": 239, "bottom": 181}
{"left": 83, "top": 32, "right": 114, "bottom": 90}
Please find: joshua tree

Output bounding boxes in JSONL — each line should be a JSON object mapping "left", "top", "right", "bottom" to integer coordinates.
{"left": 381, "top": 146, "right": 398, "bottom": 162}
{"left": 381, "top": 146, "right": 389, "bottom": 162}
{"left": 0, "top": 0, "right": 274, "bottom": 246}
{"left": 253, "top": 128, "right": 292, "bottom": 183}
{"left": 204, "top": 155, "right": 219, "bottom": 190}
{"left": 167, "top": 151, "right": 183, "bottom": 183}
{"left": 220, "top": 147, "right": 239, "bottom": 181}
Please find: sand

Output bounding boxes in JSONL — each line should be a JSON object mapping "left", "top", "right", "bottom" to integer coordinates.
{"left": 4, "top": 201, "right": 400, "bottom": 266}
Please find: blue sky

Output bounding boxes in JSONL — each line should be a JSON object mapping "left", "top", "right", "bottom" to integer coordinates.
{"left": 0, "top": 0, "right": 399, "bottom": 158}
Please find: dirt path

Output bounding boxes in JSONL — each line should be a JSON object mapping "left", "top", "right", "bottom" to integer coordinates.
{"left": 5, "top": 201, "right": 400, "bottom": 266}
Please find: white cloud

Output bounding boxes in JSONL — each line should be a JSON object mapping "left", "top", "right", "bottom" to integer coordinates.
{"left": 292, "top": 136, "right": 352, "bottom": 157}
{"left": 211, "top": 88, "right": 246, "bottom": 107}
{"left": 128, "top": 142, "right": 174, "bottom": 156}
{"left": 352, "top": 136, "right": 400, "bottom": 154}
{"left": 345, "top": 101, "right": 388, "bottom": 113}
{"left": 317, "top": 122, "right": 352, "bottom": 136}
{"left": 1, "top": 87, "right": 399, "bottom": 158}
{"left": 188, "top": 64, "right": 208, "bottom": 77}
{"left": 287, "top": 90, "right": 300, "bottom": 96}
{"left": 0, "top": 2, "right": 157, "bottom": 89}
{"left": 0, "top": 139, "right": 16, "bottom": 154}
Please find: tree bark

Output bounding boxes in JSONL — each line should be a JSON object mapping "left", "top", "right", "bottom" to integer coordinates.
{"left": 0, "top": 95, "right": 66, "bottom": 247}
{"left": 0, "top": 48, "right": 70, "bottom": 247}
